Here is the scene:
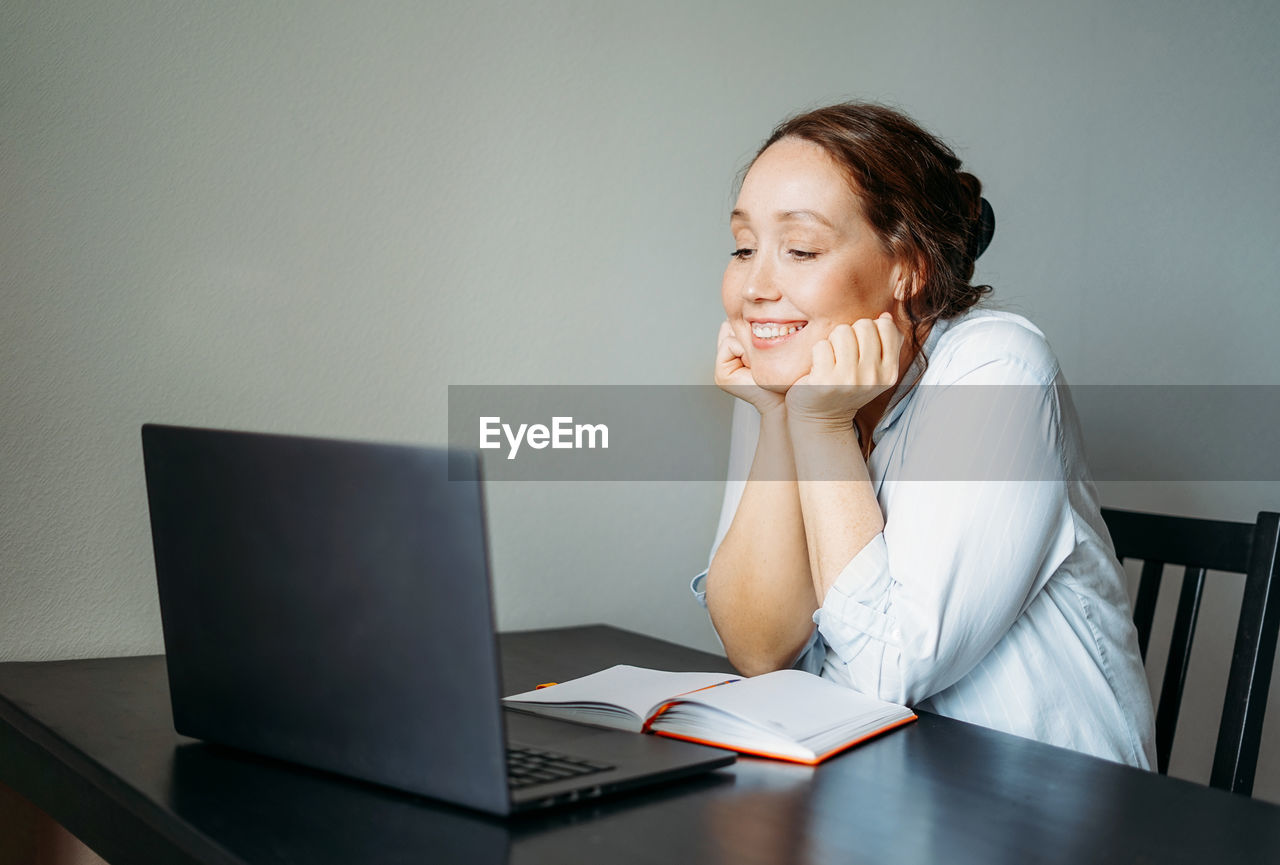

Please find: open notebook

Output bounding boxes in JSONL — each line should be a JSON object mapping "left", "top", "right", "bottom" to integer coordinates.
{"left": 504, "top": 665, "right": 916, "bottom": 765}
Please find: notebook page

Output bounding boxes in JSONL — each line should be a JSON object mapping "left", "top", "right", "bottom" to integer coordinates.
{"left": 504, "top": 665, "right": 735, "bottom": 720}
{"left": 672, "top": 669, "right": 904, "bottom": 741}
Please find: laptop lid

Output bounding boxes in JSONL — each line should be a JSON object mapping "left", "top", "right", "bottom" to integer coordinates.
{"left": 142, "top": 424, "right": 511, "bottom": 814}
{"left": 143, "top": 424, "right": 734, "bottom": 817}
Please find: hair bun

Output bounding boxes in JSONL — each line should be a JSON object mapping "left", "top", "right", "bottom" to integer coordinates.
{"left": 970, "top": 197, "right": 995, "bottom": 261}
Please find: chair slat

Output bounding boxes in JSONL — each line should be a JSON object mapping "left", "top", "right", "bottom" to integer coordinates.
{"left": 1210, "top": 512, "right": 1280, "bottom": 796}
{"left": 1132, "top": 560, "right": 1164, "bottom": 662}
{"left": 1153, "top": 566, "right": 1206, "bottom": 774}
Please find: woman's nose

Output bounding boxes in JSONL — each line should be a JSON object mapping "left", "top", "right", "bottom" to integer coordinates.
{"left": 742, "top": 259, "right": 781, "bottom": 302}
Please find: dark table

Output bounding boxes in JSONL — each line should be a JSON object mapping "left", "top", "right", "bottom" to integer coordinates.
{"left": 2, "top": 625, "right": 1279, "bottom": 864}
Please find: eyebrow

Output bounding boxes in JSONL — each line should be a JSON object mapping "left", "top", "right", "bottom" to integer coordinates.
{"left": 729, "top": 208, "right": 835, "bottom": 228}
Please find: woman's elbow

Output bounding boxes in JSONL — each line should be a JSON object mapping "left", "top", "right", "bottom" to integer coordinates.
{"left": 724, "top": 646, "right": 792, "bottom": 678}
{"left": 703, "top": 568, "right": 815, "bottom": 676}
{"left": 713, "top": 617, "right": 811, "bottom": 677}
{"left": 706, "top": 603, "right": 797, "bottom": 676}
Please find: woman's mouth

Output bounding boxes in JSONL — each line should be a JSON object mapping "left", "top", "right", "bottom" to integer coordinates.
{"left": 750, "top": 321, "right": 807, "bottom": 348}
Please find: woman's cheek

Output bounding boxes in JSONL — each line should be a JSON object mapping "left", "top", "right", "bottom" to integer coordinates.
{"left": 719, "top": 274, "right": 739, "bottom": 318}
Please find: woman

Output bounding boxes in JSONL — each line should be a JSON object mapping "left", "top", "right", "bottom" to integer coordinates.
{"left": 693, "top": 103, "right": 1156, "bottom": 768}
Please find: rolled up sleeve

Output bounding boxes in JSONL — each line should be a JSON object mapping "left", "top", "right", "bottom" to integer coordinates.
{"left": 690, "top": 570, "right": 708, "bottom": 608}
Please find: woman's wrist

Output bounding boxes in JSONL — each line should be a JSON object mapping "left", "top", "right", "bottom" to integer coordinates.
{"left": 788, "top": 417, "right": 863, "bottom": 483}
{"left": 786, "top": 409, "right": 857, "bottom": 438}
{"left": 757, "top": 401, "right": 789, "bottom": 424}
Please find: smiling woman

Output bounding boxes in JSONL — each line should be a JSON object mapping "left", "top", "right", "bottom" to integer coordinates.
{"left": 696, "top": 102, "right": 1158, "bottom": 769}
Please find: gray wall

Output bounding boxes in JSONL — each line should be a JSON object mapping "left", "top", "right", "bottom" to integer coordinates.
{"left": 4, "top": 0, "right": 1279, "bottom": 800}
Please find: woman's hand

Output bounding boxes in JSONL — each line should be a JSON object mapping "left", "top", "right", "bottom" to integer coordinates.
{"left": 715, "top": 321, "right": 785, "bottom": 415}
{"left": 785, "top": 313, "right": 904, "bottom": 430}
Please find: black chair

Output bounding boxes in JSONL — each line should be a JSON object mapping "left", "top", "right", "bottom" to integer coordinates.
{"left": 1100, "top": 507, "right": 1280, "bottom": 795}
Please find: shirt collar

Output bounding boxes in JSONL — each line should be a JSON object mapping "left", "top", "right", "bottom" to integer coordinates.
{"left": 871, "top": 316, "right": 953, "bottom": 445}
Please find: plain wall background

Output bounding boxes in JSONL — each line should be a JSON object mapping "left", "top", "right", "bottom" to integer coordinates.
{"left": 4, "top": 0, "right": 1279, "bottom": 803}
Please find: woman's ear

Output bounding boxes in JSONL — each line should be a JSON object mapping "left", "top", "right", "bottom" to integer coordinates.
{"left": 891, "top": 260, "right": 921, "bottom": 302}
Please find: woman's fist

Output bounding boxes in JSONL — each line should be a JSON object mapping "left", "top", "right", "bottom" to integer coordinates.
{"left": 714, "top": 321, "right": 785, "bottom": 415}
{"left": 785, "top": 313, "right": 904, "bottom": 427}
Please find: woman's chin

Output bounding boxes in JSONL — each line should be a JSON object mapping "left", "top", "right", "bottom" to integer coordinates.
{"left": 743, "top": 351, "right": 806, "bottom": 394}
{"left": 746, "top": 365, "right": 805, "bottom": 394}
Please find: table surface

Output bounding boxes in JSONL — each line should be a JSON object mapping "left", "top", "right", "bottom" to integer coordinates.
{"left": 2, "top": 625, "right": 1279, "bottom": 865}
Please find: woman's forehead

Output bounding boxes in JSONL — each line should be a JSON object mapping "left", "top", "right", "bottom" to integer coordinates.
{"left": 734, "top": 139, "right": 859, "bottom": 225}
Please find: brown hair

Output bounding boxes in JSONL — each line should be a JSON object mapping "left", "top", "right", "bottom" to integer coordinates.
{"left": 751, "top": 102, "right": 993, "bottom": 362}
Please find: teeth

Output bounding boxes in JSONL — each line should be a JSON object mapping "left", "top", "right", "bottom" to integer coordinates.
{"left": 751, "top": 323, "right": 805, "bottom": 339}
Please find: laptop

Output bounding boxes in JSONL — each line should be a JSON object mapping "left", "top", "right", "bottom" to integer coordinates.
{"left": 140, "top": 423, "right": 734, "bottom": 816}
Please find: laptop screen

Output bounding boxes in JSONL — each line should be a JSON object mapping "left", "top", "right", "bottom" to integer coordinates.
{"left": 143, "top": 424, "right": 511, "bottom": 813}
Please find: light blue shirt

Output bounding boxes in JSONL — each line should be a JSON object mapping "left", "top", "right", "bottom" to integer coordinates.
{"left": 693, "top": 309, "right": 1156, "bottom": 769}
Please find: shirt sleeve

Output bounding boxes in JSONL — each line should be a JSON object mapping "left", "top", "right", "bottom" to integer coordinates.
{"left": 814, "top": 354, "right": 1079, "bottom": 706}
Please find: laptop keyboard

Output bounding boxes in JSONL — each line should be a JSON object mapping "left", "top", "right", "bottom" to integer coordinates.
{"left": 506, "top": 745, "right": 614, "bottom": 789}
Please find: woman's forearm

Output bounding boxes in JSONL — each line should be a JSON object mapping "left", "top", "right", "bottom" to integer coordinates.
{"left": 705, "top": 409, "right": 818, "bottom": 676}
{"left": 788, "top": 417, "right": 884, "bottom": 602}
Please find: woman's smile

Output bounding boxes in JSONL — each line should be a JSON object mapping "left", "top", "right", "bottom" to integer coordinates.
{"left": 748, "top": 319, "right": 808, "bottom": 348}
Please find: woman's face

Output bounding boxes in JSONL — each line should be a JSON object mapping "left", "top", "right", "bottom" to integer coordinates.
{"left": 722, "top": 137, "right": 907, "bottom": 392}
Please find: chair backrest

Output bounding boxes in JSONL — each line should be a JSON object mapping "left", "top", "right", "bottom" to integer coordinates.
{"left": 1100, "top": 507, "right": 1280, "bottom": 795}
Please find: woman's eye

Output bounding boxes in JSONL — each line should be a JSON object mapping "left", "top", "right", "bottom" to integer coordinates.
{"left": 731, "top": 248, "right": 755, "bottom": 260}
{"left": 789, "top": 249, "right": 818, "bottom": 260}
